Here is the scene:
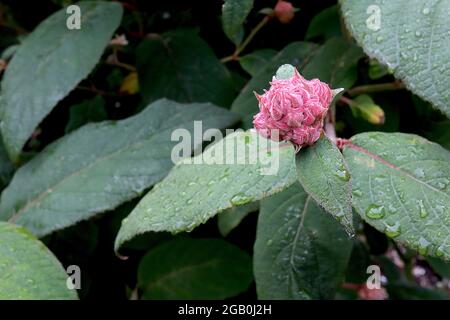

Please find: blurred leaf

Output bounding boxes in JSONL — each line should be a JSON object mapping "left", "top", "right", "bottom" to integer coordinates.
{"left": 0, "top": 99, "right": 239, "bottom": 237}
{"left": 343, "top": 132, "right": 450, "bottom": 260}
{"left": 254, "top": 184, "right": 352, "bottom": 299}
{"left": 0, "top": 2, "right": 123, "bottom": 162}
{"left": 345, "top": 240, "right": 371, "bottom": 283}
{"left": 115, "top": 130, "right": 297, "bottom": 251}
{"left": 218, "top": 201, "right": 258, "bottom": 236}
{"left": 368, "top": 59, "right": 390, "bottom": 80}
{"left": 239, "top": 49, "right": 277, "bottom": 76}
{"left": 137, "top": 29, "right": 235, "bottom": 108}
{"left": 138, "top": 238, "right": 252, "bottom": 299}
{"left": 427, "top": 257, "right": 450, "bottom": 278}
{"left": 301, "top": 37, "right": 363, "bottom": 89}
{"left": 305, "top": 5, "right": 341, "bottom": 41}
{"left": 340, "top": 0, "right": 450, "bottom": 118}
{"left": 65, "top": 96, "right": 107, "bottom": 133}
{"left": 387, "top": 283, "right": 448, "bottom": 300}
{"left": 423, "top": 120, "right": 450, "bottom": 150}
{"left": 222, "top": 0, "right": 253, "bottom": 45}
{"left": 0, "top": 222, "right": 77, "bottom": 300}
{"left": 0, "top": 137, "right": 14, "bottom": 190}
{"left": 296, "top": 134, "right": 353, "bottom": 234}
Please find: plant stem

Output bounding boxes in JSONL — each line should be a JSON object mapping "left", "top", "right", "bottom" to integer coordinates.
{"left": 338, "top": 95, "right": 355, "bottom": 107}
{"left": 220, "top": 16, "right": 271, "bottom": 63}
{"left": 347, "top": 81, "right": 406, "bottom": 96}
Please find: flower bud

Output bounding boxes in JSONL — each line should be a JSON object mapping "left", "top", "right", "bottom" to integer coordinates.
{"left": 274, "top": 1, "right": 296, "bottom": 24}
{"left": 253, "top": 64, "right": 333, "bottom": 149}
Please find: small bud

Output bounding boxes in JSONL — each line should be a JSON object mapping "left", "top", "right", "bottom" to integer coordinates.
{"left": 351, "top": 94, "right": 385, "bottom": 125}
{"left": 120, "top": 72, "right": 139, "bottom": 95}
{"left": 274, "top": 1, "right": 297, "bottom": 24}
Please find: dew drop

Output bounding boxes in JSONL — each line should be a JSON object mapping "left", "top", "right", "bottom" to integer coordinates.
{"left": 415, "top": 30, "right": 422, "bottom": 37}
{"left": 435, "top": 245, "right": 445, "bottom": 258}
{"left": 422, "top": 7, "right": 430, "bottom": 15}
{"left": 417, "top": 200, "right": 428, "bottom": 218}
{"left": 385, "top": 222, "right": 401, "bottom": 238}
{"left": 376, "top": 36, "right": 384, "bottom": 43}
{"left": 352, "top": 189, "right": 362, "bottom": 197}
{"left": 335, "top": 165, "right": 350, "bottom": 181}
{"left": 418, "top": 237, "right": 430, "bottom": 255}
{"left": 365, "top": 204, "right": 386, "bottom": 219}
{"left": 230, "top": 192, "right": 253, "bottom": 206}
{"left": 267, "top": 239, "right": 273, "bottom": 246}
{"left": 414, "top": 168, "right": 425, "bottom": 179}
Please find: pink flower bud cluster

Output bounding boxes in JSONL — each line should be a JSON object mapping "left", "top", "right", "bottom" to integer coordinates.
{"left": 253, "top": 68, "right": 332, "bottom": 149}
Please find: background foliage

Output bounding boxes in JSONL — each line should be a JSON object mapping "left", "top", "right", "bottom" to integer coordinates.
{"left": 0, "top": 0, "right": 449, "bottom": 300}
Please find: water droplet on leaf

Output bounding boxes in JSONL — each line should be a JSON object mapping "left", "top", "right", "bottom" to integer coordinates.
{"left": 365, "top": 204, "right": 386, "bottom": 219}
{"left": 230, "top": 192, "right": 253, "bottom": 206}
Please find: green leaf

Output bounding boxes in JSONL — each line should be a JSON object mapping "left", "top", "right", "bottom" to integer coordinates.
{"left": 115, "top": 130, "right": 297, "bottom": 251}
{"left": 65, "top": 96, "right": 107, "bottom": 133}
{"left": 340, "top": 0, "right": 450, "bottom": 118}
{"left": 343, "top": 132, "right": 450, "bottom": 260}
{"left": 387, "top": 283, "right": 449, "bottom": 300}
{"left": 136, "top": 29, "right": 235, "bottom": 108}
{"left": 138, "top": 238, "right": 252, "bottom": 299}
{"left": 254, "top": 184, "right": 353, "bottom": 299}
{"left": 222, "top": 0, "right": 253, "bottom": 45}
{"left": 231, "top": 38, "right": 363, "bottom": 128}
{"left": 0, "top": 222, "right": 77, "bottom": 300}
{"left": 301, "top": 37, "right": 363, "bottom": 89}
{"left": 231, "top": 41, "right": 319, "bottom": 128}
{"left": 305, "top": 5, "right": 341, "bottom": 40}
{"left": 0, "top": 1, "right": 123, "bottom": 162}
{"left": 0, "top": 137, "right": 13, "bottom": 190}
{"left": 296, "top": 134, "right": 354, "bottom": 234}
{"left": 427, "top": 257, "right": 450, "bottom": 278}
{"left": 0, "top": 99, "right": 239, "bottom": 237}
{"left": 239, "top": 49, "right": 277, "bottom": 76}
{"left": 218, "top": 202, "right": 258, "bottom": 236}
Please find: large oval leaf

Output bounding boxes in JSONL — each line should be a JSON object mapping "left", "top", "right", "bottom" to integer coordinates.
{"left": 0, "top": 99, "right": 239, "bottom": 237}
{"left": 254, "top": 184, "right": 352, "bottom": 299}
{"left": 343, "top": 132, "right": 450, "bottom": 260}
{"left": 222, "top": 0, "right": 253, "bottom": 45}
{"left": 138, "top": 238, "right": 252, "bottom": 299}
{"left": 340, "top": 0, "right": 450, "bottom": 117}
{"left": 137, "top": 29, "right": 235, "bottom": 108}
{"left": 296, "top": 134, "right": 353, "bottom": 234}
{"left": 0, "top": 1, "right": 123, "bottom": 162}
{"left": 115, "top": 130, "right": 297, "bottom": 251}
{"left": 0, "top": 222, "right": 77, "bottom": 300}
